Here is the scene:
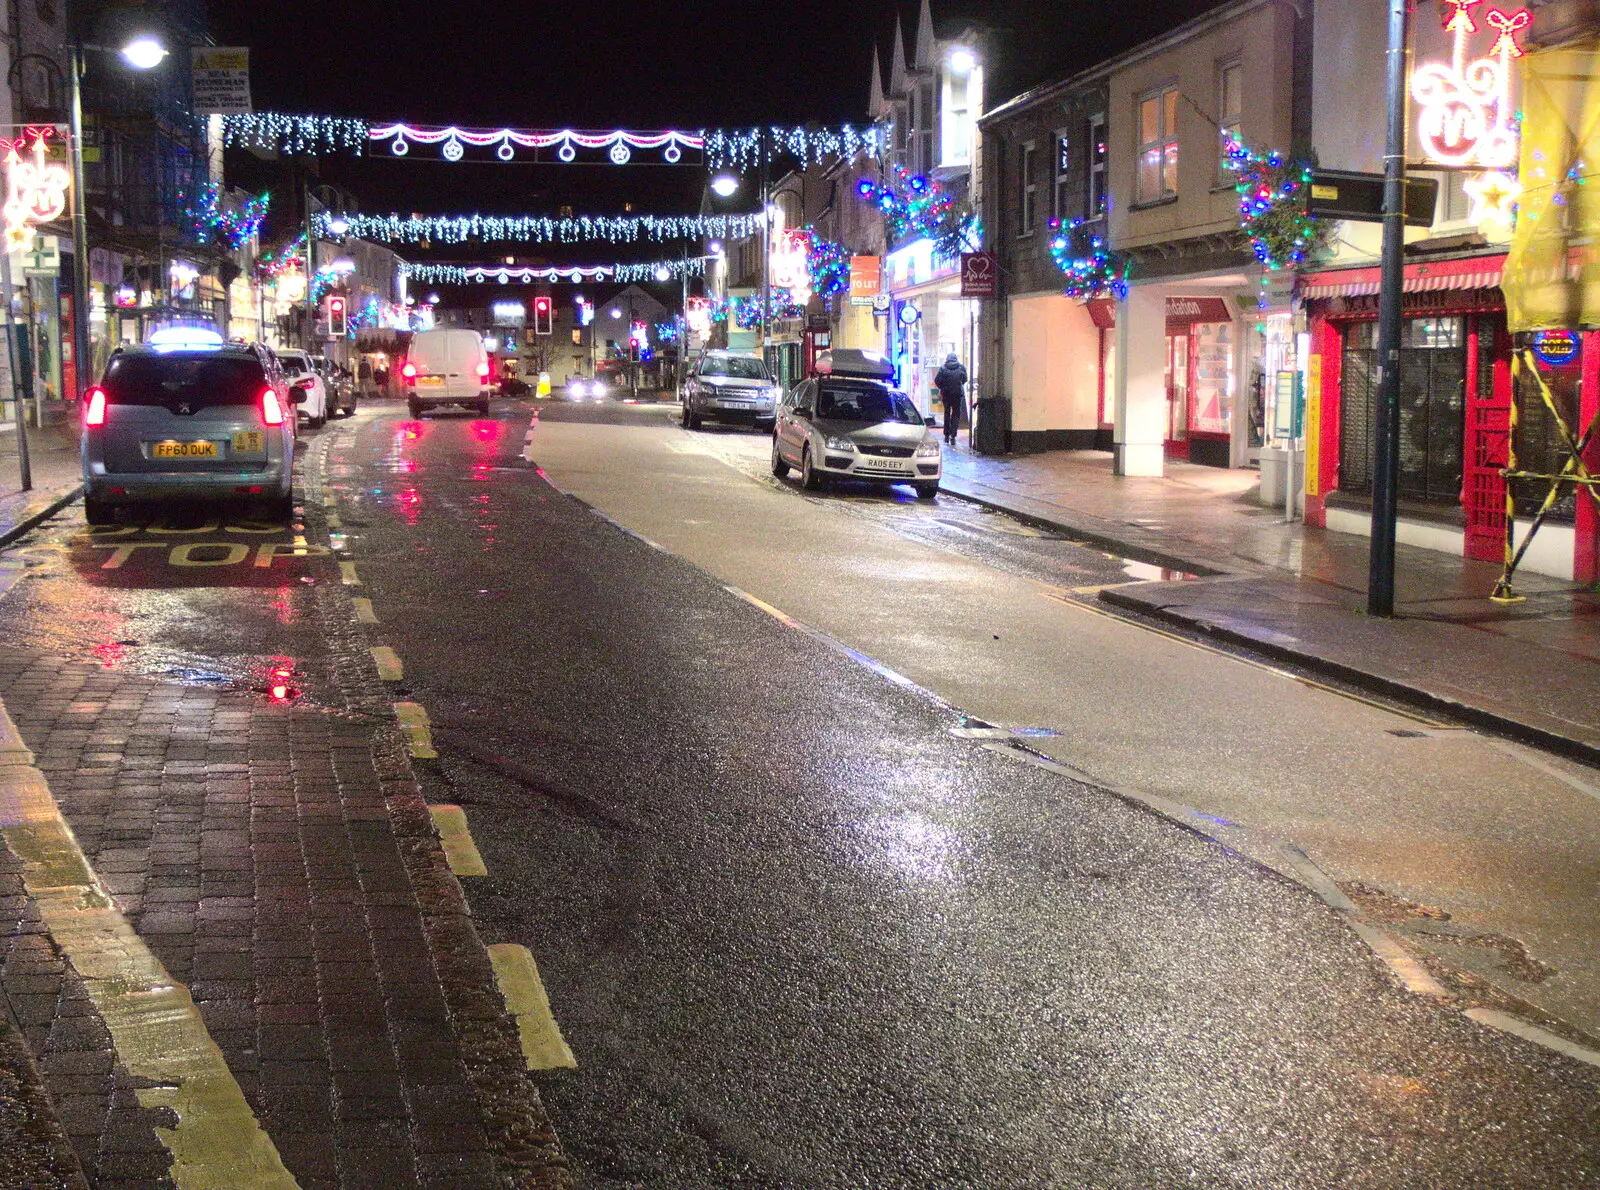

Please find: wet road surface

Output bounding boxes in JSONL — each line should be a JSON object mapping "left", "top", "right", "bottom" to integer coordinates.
{"left": 309, "top": 401, "right": 1599, "bottom": 1188}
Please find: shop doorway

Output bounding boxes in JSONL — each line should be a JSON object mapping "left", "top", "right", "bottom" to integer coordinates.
{"left": 1164, "top": 331, "right": 1189, "bottom": 459}
{"left": 1164, "top": 298, "right": 1236, "bottom": 465}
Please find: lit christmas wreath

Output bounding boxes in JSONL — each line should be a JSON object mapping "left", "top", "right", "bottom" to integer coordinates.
{"left": 1226, "top": 141, "right": 1331, "bottom": 271}
{"left": 1048, "top": 218, "right": 1128, "bottom": 300}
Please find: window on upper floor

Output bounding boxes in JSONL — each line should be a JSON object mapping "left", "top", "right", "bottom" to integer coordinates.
{"left": 1137, "top": 86, "right": 1179, "bottom": 203}
{"left": 1052, "top": 130, "right": 1071, "bottom": 223}
{"left": 943, "top": 71, "right": 972, "bottom": 167}
{"left": 1218, "top": 61, "right": 1243, "bottom": 181}
{"left": 1087, "top": 114, "right": 1107, "bottom": 220}
{"left": 918, "top": 80, "right": 936, "bottom": 174}
{"left": 1019, "top": 141, "right": 1039, "bottom": 237}
{"left": 893, "top": 100, "right": 909, "bottom": 171}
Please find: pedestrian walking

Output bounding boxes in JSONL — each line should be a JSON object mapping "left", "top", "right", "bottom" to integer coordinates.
{"left": 934, "top": 353, "right": 968, "bottom": 446}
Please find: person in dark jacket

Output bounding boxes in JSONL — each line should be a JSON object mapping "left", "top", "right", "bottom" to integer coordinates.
{"left": 934, "top": 354, "right": 968, "bottom": 446}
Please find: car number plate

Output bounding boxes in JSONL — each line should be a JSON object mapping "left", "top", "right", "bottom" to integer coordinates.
{"left": 231, "top": 431, "right": 264, "bottom": 453}
{"left": 151, "top": 440, "right": 218, "bottom": 460}
{"left": 417, "top": 375, "right": 444, "bottom": 386}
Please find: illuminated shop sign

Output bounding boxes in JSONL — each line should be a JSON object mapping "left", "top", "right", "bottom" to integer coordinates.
{"left": 3, "top": 127, "right": 68, "bottom": 249}
{"left": 1409, "top": 1, "right": 1528, "bottom": 226}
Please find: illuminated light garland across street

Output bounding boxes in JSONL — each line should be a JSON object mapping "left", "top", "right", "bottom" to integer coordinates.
{"left": 401, "top": 259, "right": 707, "bottom": 285}
{"left": 369, "top": 124, "right": 702, "bottom": 164}
{"left": 322, "top": 212, "right": 760, "bottom": 245}
{"left": 220, "top": 113, "right": 888, "bottom": 170}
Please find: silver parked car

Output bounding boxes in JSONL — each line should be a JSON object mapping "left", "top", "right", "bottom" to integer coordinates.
{"left": 771, "top": 349, "right": 942, "bottom": 499}
{"left": 81, "top": 333, "right": 305, "bottom": 525}
{"left": 682, "top": 350, "right": 781, "bottom": 431}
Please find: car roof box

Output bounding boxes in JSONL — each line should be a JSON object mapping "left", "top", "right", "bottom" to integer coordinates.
{"left": 814, "top": 348, "right": 894, "bottom": 380}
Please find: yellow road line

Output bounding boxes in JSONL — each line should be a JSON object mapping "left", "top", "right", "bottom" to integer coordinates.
{"left": 352, "top": 597, "right": 379, "bottom": 624}
{"left": 393, "top": 701, "right": 437, "bottom": 759}
{"left": 0, "top": 713, "right": 299, "bottom": 1189}
{"left": 339, "top": 561, "right": 361, "bottom": 585}
{"left": 370, "top": 646, "right": 403, "bottom": 682}
{"left": 487, "top": 944, "right": 576, "bottom": 1070}
{"left": 427, "top": 804, "right": 488, "bottom": 877}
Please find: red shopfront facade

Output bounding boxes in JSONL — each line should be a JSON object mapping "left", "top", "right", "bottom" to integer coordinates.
{"left": 1303, "top": 253, "right": 1600, "bottom": 582}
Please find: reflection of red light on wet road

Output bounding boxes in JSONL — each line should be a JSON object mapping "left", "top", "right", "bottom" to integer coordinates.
{"left": 471, "top": 420, "right": 504, "bottom": 443}
{"left": 92, "top": 641, "right": 126, "bottom": 668}
{"left": 398, "top": 487, "right": 421, "bottom": 525}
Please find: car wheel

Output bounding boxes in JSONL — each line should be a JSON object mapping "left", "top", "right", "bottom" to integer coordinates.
{"left": 685, "top": 407, "right": 701, "bottom": 430}
{"left": 83, "top": 496, "right": 115, "bottom": 526}
{"left": 476, "top": 400, "right": 491, "bottom": 415}
{"left": 915, "top": 482, "right": 939, "bottom": 500}
{"left": 801, "top": 446, "right": 825, "bottom": 491}
{"left": 771, "top": 436, "right": 790, "bottom": 478}
{"left": 407, "top": 398, "right": 423, "bottom": 418}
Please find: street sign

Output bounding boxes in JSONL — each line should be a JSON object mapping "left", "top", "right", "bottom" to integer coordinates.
{"left": 1307, "top": 169, "right": 1437, "bottom": 227}
{"left": 960, "top": 252, "right": 997, "bottom": 297}
{"left": 191, "top": 48, "right": 252, "bottom": 115}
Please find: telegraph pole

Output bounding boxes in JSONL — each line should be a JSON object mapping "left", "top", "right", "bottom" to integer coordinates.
{"left": 1368, "top": 0, "right": 1410, "bottom": 617}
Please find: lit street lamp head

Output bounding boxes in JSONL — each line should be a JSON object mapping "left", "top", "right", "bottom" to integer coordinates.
{"left": 120, "top": 36, "right": 168, "bottom": 71}
{"left": 948, "top": 47, "right": 977, "bottom": 76}
{"left": 654, "top": 266, "right": 672, "bottom": 282}
{"left": 710, "top": 173, "right": 740, "bottom": 198}
{"left": 328, "top": 216, "right": 350, "bottom": 236}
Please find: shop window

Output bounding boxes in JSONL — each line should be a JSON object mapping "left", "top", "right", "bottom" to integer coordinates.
{"left": 1339, "top": 317, "right": 1467, "bottom": 504}
{"left": 1019, "top": 141, "right": 1038, "bottom": 237}
{"left": 1087, "top": 114, "right": 1107, "bottom": 220}
{"left": 1052, "top": 130, "right": 1071, "bottom": 223}
{"left": 1191, "top": 320, "right": 1234, "bottom": 434}
{"left": 1218, "top": 61, "right": 1242, "bottom": 181}
{"left": 1512, "top": 335, "right": 1581, "bottom": 522}
{"left": 1137, "top": 86, "right": 1179, "bottom": 204}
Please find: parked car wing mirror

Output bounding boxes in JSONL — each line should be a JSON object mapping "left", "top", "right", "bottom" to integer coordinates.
{"left": 925, "top": 416, "right": 937, "bottom": 427}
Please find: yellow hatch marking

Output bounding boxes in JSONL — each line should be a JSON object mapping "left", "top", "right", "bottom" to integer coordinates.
{"left": 352, "top": 598, "right": 379, "bottom": 624}
{"left": 393, "top": 701, "right": 437, "bottom": 759}
{"left": 487, "top": 944, "right": 576, "bottom": 1070}
{"left": 0, "top": 708, "right": 300, "bottom": 1189}
{"left": 339, "top": 561, "right": 361, "bottom": 585}
{"left": 427, "top": 804, "right": 488, "bottom": 877}
{"left": 370, "top": 647, "right": 403, "bottom": 682}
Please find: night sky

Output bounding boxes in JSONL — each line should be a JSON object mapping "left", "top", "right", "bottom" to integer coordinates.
{"left": 208, "top": 0, "right": 1226, "bottom": 275}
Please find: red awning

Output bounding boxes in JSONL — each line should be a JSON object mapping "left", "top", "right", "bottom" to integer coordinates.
{"left": 1300, "top": 254, "right": 1506, "bottom": 299}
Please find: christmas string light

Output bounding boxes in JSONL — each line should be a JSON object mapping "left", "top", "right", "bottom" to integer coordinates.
{"left": 185, "top": 182, "right": 270, "bottom": 249}
{"left": 856, "top": 168, "right": 978, "bottom": 261}
{"left": 368, "top": 124, "right": 703, "bottom": 164}
{"left": 1225, "top": 141, "right": 1329, "bottom": 272}
{"left": 1047, "top": 218, "right": 1128, "bottom": 300}
{"left": 401, "top": 258, "right": 707, "bottom": 285}
{"left": 322, "top": 211, "right": 760, "bottom": 245}
{"left": 222, "top": 111, "right": 886, "bottom": 171}
{"left": 254, "top": 235, "right": 306, "bottom": 279}
{"left": 806, "top": 235, "right": 850, "bottom": 297}
{"left": 220, "top": 113, "right": 368, "bottom": 155}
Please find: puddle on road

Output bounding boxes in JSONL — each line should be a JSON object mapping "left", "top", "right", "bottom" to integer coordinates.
{"left": 1119, "top": 558, "right": 1198, "bottom": 583}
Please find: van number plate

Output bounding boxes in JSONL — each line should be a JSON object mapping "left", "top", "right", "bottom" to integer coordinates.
{"left": 152, "top": 440, "right": 218, "bottom": 459}
{"left": 231, "top": 431, "right": 264, "bottom": 453}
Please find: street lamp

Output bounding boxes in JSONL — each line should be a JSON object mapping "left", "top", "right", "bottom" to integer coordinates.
{"left": 947, "top": 47, "right": 977, "bottom": 76}
{"left": 68, "top": 32, "right": 166, "bottom": 401}
{"left": 653, "top": 265, "right": 672, "bottom": 282}
{"left": 710, "top": 173, "right": 740, "bottom": 198}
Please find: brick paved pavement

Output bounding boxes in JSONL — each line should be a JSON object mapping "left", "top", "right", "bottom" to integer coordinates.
{"left": 0, "top": 645, "right": 569, "bottom": 1190}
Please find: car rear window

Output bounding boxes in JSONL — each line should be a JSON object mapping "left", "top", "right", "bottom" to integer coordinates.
{"left": 103, "top": 354, "right": 266, "bottom": 408}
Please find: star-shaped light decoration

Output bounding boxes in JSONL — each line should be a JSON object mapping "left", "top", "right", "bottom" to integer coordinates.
{"left": 1464, "top": 170, "right": 1522, "bottom": 229}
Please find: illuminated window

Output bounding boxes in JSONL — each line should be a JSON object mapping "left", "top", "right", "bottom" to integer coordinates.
{"left": 1137, "top": 86, "right": 1179, "bottom": 203}
{"left": 1218, "top": 61, "right": 1242, "bottom": 180}
{"left": 1087, "top": 113, "right": 1107, "bottom": 219}
{"left": 1052, "top": 130, "right": 1071, "bottom": 222}
{"left": 1019, "top": 141, "right": 1038, "bottom": 237}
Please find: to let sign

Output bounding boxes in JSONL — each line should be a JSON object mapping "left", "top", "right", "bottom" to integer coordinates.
{"left": 960, "top": 252, "right": 997, "bottom": 297}
{"left": 191, "top": 48, "right": 252, "bottom": 115}
{"left": 848, "top": 256, "right": 881, "bottom": 306}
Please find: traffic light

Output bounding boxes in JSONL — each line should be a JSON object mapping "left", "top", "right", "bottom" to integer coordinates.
{"left": 325, "top": 294, "right": 347, "bottom": 337}
{"left": 533, "top": 296, "right": 552, "bottom": 335}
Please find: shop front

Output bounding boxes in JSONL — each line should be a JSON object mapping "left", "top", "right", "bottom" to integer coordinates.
{"left": 1162, "top": 296, "right": 1236, "bottom": 467}
{"left": 1300, "top": 254, "right": 1590, "bottom": 580}
{"left": 884, "top": 238, "right": 980, "bottom": 418}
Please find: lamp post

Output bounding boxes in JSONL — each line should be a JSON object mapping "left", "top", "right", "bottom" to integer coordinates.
{"left": 67, "top": 34, "right": 167, "bottom": 401}
{"left": 1368, "top": 0, "right": 1410, "bottom": 617}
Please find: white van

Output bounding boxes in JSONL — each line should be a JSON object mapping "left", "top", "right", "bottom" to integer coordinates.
{"left": 402, "top": 329, "right": 491, "bottom": 416}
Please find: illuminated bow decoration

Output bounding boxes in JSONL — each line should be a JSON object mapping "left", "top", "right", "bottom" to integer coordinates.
{"left": 1443, "top": 0, "right": 1482, "bottom": 34}
{"left": 1486, "top": 8, "right": 1529, "bottom": 58}
{"left": 2, "top": 127, "right": 68, "bottom": 249}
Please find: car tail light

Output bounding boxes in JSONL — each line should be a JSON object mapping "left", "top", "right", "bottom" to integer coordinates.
{"left": 261, "top": 386, "right": 285, "bottom": 426}
{"left": 477, "top": 362, "right": 490, "bottom": 379}
{"left": 402, "top": 362, "right": 417, "bottom": 382}
{"left": 84, "top": 387, "right": 107, "bottom": 427}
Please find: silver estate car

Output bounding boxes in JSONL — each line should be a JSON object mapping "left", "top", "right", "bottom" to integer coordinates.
{"left": 682, "top": 350, "right": 781, "bottom": 431}
{"left": 81, "top": 336, "right": 306, "bottom": 525}
{"left": 771, "top": 350, "right": 942, "bottom": 499}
